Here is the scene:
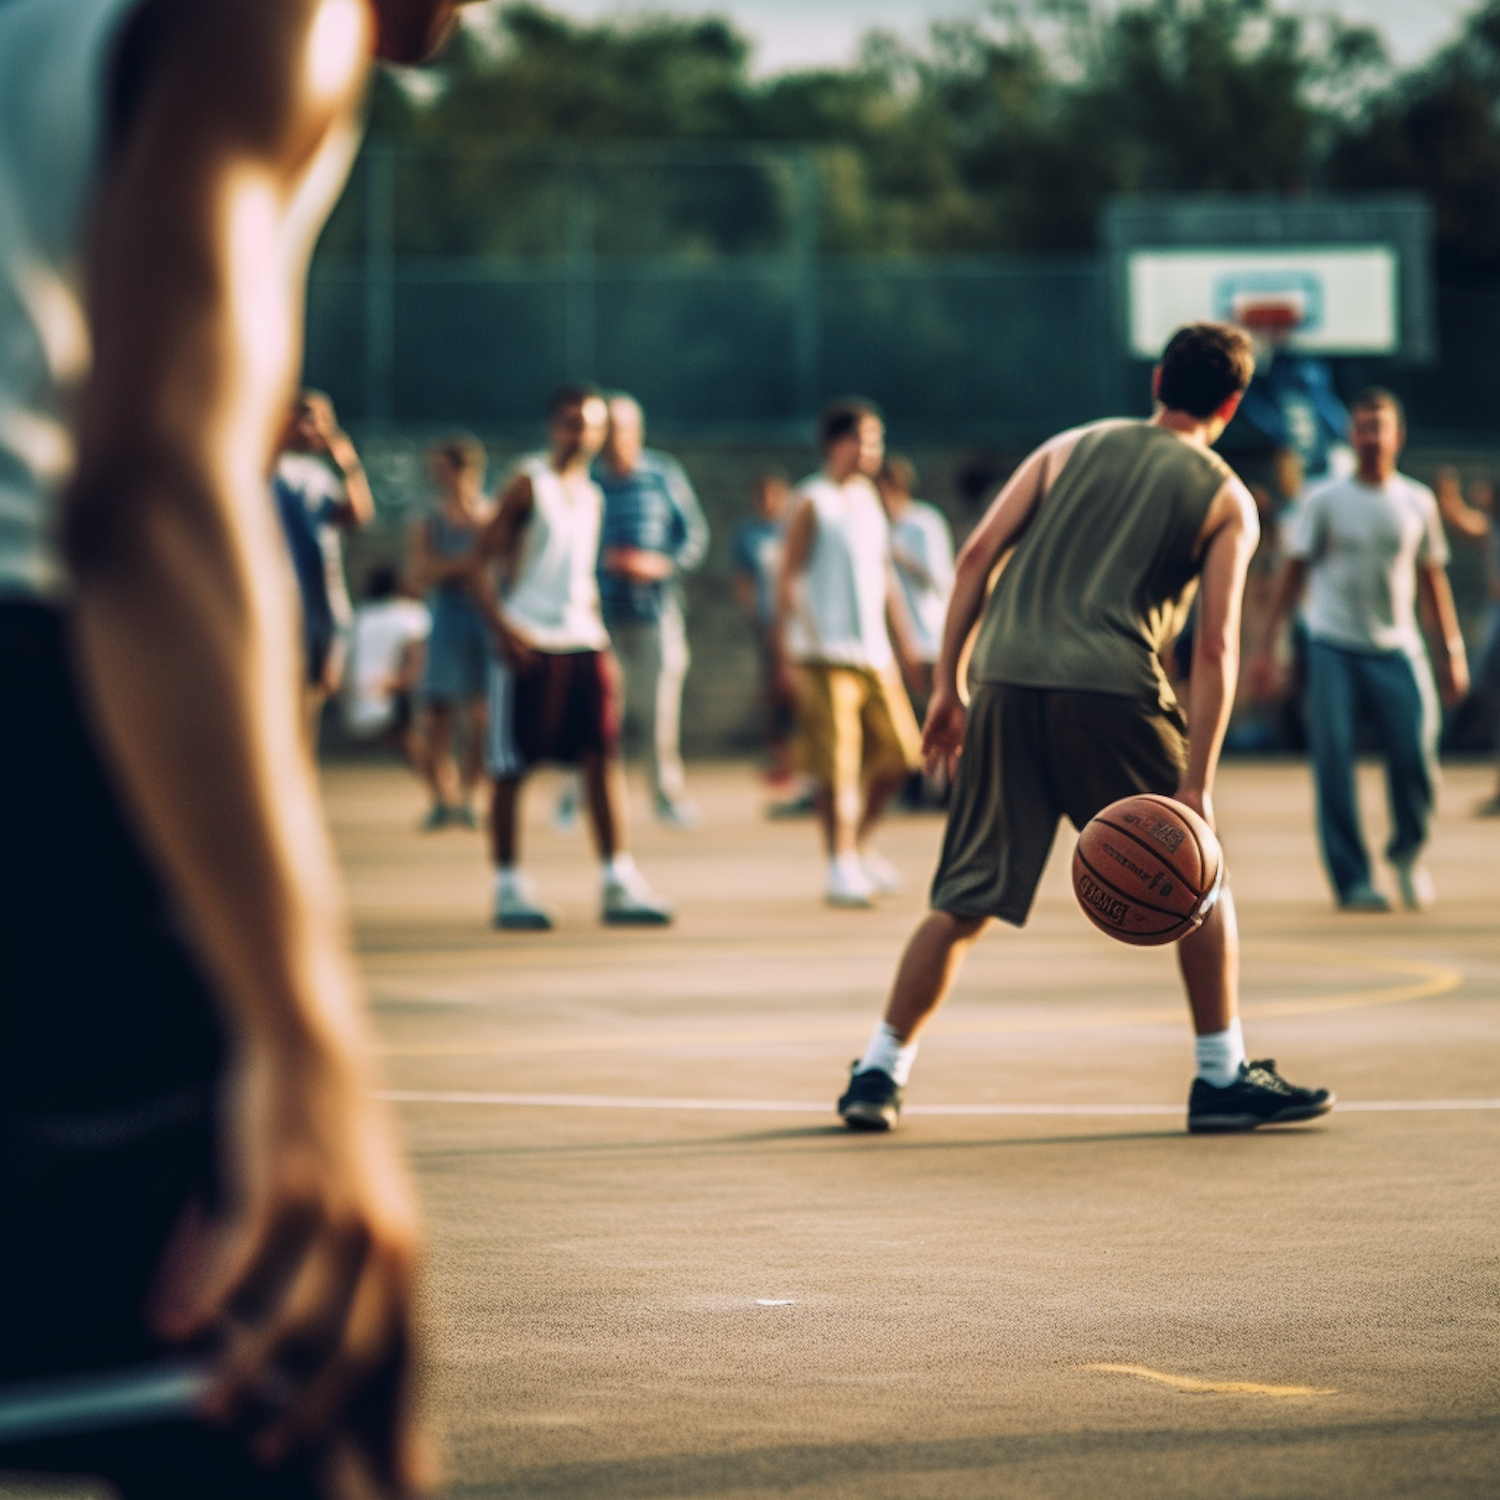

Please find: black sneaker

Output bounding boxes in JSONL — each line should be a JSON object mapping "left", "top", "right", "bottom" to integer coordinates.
{"left": 1188, "top": 1059, "right": 1334, "bottom": 1133}
{"left": 837, "top": 1064, "right": 903, "bottom": 1131}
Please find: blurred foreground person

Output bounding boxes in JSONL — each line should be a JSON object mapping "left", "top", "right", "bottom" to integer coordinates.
{"left": 342, "top": 567, "right": 431, "bottom": 775}
{"left": 731, "top": 472, "right": 798, "bottom": 788}
{"left": 593, "top": 394, "right": 709, "bottom": 827}
{"left": 472, "top": 388, "right": 674, "bottom": 930}
{"left": 0, "top": 1, "right": 473, "bottom": 1495}
{"left": 1250, "top": 390, "right": 1467, "bottom": 912}
{"left": 273, "top": 391, "right": 373, "bottom": 737}
{"left": 774, "top": 401, "right": 922, "bottom": 908}
{"left": 407, "top": 436, "right": 493, "bottom": 829}
{"left": 1435, "top": 468, "right": 1500, "bottom": 814}
{"left": 836, "top": 325, "right": 1331, "bottom": 1136}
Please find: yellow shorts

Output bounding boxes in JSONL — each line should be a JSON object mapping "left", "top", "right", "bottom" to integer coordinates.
{"left": 794, "top": 662, "right": 922, "bottom": 795}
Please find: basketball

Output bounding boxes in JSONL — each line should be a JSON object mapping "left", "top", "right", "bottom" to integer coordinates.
{"left": 1071, "top": 794, "right": 1223, "bottom": 946}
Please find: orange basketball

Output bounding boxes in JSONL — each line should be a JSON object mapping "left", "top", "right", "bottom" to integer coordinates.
{"left": 1071, "top": 793, "right": 1223, "bottom": 947}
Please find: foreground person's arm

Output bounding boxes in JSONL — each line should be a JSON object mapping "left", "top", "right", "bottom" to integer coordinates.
{"left": 65, "top": 2, "right": 419, "bottom": 1492}
{"left": 1177, "top": 482, "right": 1260, "bottom": 828}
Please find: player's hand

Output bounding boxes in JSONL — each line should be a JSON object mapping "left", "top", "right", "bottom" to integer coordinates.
{"left": 1243, "top": 648, "right": 1281, "bottom": 702}
{"left": 1440, "top": 648, "right": 1470, "bottom": 708}
{"left": 921, "top": 688, "right": 966, "bottom": 779}
{"left": 155, "top": 1037, "right": 423, "bottom": 1498}
{"left": 494, "top": 623, "right": 536, "bottom": 672}
{"left": 1174, "top": 784, "right": 1215, "bottom": 831}
{"left": 602, "top": 546, "right": 672, "bottom": 584}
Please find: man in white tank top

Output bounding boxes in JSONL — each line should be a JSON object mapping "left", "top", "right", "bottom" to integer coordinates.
{"left": 773, "top": 400, "right": 923, "bottom": 908}
{"left": 0, "top": 2, "right": 476, "bottom": 1493}
{"left": 469, "top": 386, "right": 674, "bottom": 929}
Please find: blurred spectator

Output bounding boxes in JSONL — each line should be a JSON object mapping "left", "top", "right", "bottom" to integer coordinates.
{"left": 593, "top": 394, "right": 710, "bottom": 827}
{"left": 1250, "top": 389, "right": 1467, "bottom": 912}
{"left": 731, "top": 472, "right": 797, "bottom": 786}
{"left": 407, "top": 435, "right": 493, "bottom": 830}
{"left": 877, "top": 456, "right": 955, "bottom": 807}
{"left": 272, "top": 390, "right": 373, "bottom": 735}
{"left": 1237, "top": 344, "right": 1352, "bottom": 492}
{"left": 775, "top": 400, "right": 922, "bottom": 908}
{"left": 1435, "top": 467, "right": 1500, "bottom": 814}
{"left": 341, "top": 566, "right": 430, "bottom": 778}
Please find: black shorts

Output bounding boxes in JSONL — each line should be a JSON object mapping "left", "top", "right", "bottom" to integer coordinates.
{"left": 930, "top": 682, "right": 1188, "bottom": 926}
{"left": 0, "top": 606, "right": 302, "bottom": 1493}
{"left": 486, "top": 647, "right": 621, "bottom": 776}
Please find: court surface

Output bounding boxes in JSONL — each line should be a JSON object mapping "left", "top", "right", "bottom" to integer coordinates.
{"left": 338, "top": 757, "right": 1498, "bottom": 1499}
{"left": 8, "top": 758, "right": 1495, "bottom": 1500}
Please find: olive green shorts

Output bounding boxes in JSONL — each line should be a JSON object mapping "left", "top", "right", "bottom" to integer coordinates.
{"left": 930, "top": 682, "right": 1189, "bottom": 926}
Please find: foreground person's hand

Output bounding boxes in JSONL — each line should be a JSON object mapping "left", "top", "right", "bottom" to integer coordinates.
{"left": 921, "top": 688, "right": 967, "bottom": 779}
{"left": 157, "top": 1037, "right": 423, "bottom": 1497}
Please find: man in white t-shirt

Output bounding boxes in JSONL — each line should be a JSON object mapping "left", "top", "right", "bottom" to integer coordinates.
{"left": 342, "top": 567, "right": 431, "bottom": 777}
{"left": 1250, "top": 388, "right": 1468, "bottom": 911}
{"left": 773, "top": 400, "right": 922, "bottom": 908}
{"left": 470, "top": 386, "right": 673, "bottom": 930}
{"left": 877, "top": 455, "right": 956, "bottom": 682}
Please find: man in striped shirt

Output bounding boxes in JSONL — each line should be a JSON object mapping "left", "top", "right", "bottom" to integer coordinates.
{"left": 594, "top": 394, "right": 711, "bottom": 826}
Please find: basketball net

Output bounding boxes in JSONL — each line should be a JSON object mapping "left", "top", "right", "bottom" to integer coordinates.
{"left": 1236, "top": 299, "right": 1303, "bottom": 371}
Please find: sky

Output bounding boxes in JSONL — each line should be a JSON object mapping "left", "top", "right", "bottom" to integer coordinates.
{"left": 527, "top": 0, "right": 1477, "bottom": 76}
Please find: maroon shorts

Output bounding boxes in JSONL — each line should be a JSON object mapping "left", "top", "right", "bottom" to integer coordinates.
{"left": 487, "top": 648, "right": 621, "bottom": 776}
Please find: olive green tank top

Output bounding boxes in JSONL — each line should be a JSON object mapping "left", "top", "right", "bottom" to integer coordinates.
{"left": 971, "top": 421, "right": 1232, "bottom": 709}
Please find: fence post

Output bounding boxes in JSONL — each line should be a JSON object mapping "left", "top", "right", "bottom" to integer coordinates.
{"left": 363, "top": 140, "right": 395, "bottom": 426}
{"left": 564, "top": 166, "right": 596, "bottom": 380}
{"left": 790, "top": 150, "right": 821, "bottom": 421}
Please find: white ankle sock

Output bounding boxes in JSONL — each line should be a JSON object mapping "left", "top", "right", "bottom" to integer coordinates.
{"left": 602, "top": 852, "right": 638, "bottom": 886}
{"left": 856, "top": 1021, "right": 919, "bottom": 1086}
{"left": 495, "top": 865, "right": 524, "bottom": 899}
{"left": 831, "top": 851, "right": 865, "bottom": 881}
{"left": 1194, "top": 1018, "right": 1247, "bottom": 1087}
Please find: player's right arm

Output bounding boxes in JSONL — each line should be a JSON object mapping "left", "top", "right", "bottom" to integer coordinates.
{"left": 63, "top": 2, "right": 419, "bottom": 1492}
{"left": 921, "top": 429, "right": 1082, "bottom": 773}
{"left": 468, "top": 469, "right": 536, "bottom": 667}
{"left": 1178, "top": 480, "right": 1261, "bottom": 828}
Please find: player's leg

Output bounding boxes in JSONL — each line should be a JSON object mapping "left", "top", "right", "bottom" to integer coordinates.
{"left": 1362, "top": 649, "right": 1438, "bottom": 908}
{"left": 853, "top": 666, "right": 923, "bottom": 892}
{"left": 576, "top": 652, "right": 673, "bottom": 925}
{"left": 487, "top": 655, "right": 550, "bottom": 930}
{"left": 1047, "top": 690, "right": 1333, "bottom": 1130}
{"left": 421, "top": 699, "right": 459, "bottom": 827}
{"left": 650, "top": 596, "right": 694, "bottom": 824}
{"left": 1305, "top": 641, "right": 1383, "bottom": 908}
{"left": 838, "top": 685, "right": 1056, "bottom": 1129}
{"left": 453, "top": 614, "right": 493, "bottom": 824}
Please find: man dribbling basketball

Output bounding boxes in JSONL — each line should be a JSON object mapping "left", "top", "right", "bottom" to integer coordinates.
{"left": 837, "top": 323, "right": 1334, "bottom": 1135}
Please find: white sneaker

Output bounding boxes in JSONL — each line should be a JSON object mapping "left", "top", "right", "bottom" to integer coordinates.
{"left": 602, "top": 867, "right": 674, "bottom": 925}
{"left": 826, "top": 857, "right": 875, "bottom": 909}
{"left": 1392, "top": 858, "right": 1436, "bottom": 911}
{"left": 860, "top": 848, "right": 904, "bottom": 894}
{"left": 493, "top": 876, "right": 554, "bottom": 931}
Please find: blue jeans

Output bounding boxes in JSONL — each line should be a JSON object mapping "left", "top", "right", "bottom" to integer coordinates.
{"left": 1305, "top": 639, "right": 1437, "bottom": 900}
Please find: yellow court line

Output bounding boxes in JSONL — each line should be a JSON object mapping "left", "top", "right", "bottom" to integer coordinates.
{"left": 376, "top": 944, "right": 1462, "bottom": 1058}
{"left": 1085, "top": 1363, "right": 1337, "bottom": 1397}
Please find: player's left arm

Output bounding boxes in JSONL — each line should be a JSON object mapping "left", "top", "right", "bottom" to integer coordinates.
{"left": 1417, "top": 564, "right": 1469, "bottom": 706}
{"left": 1178, "top": 479, "right": 1261, "bottom": 829}
{"left": 666, "top": 458, "right": 710, "bottom": 574}
{"left": 308, "top": 394, "right": 374, "bottom": 527}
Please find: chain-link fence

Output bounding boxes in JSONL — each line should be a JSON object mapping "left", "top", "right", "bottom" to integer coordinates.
{"left": 305, "top": 141, "right": 1497, "bottom": 447}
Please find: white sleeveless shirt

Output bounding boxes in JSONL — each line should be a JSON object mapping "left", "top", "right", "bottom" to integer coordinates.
{"left": 785, "top": 471, "right": 895, "bottom": 671}
{"left": 502, "top": 455, "right": 609, "bottom": 652}
{"left": 0, "top": 0, "right": 144, "bottom": 599}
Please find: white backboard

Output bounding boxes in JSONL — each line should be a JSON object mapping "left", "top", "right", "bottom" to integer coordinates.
{"left": 1127, "top": 246, "right": 1399, "bottom": 359}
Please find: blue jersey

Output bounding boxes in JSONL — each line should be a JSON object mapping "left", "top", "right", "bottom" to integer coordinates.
{"left": 593, "top": 449, "right": 709, "bottom": 624}
{"left": 1238, "top": 353, "right": 1349, "bottom": 483}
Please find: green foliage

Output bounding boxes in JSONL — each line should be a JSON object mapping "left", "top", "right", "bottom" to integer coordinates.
{"left": 341, "top": 0, "right": 1499, "bottom": 270}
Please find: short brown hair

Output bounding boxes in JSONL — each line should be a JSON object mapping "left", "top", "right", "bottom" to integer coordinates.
{"left": 429, "top": 433, "right": 486, "bottom": 475}
{"left": 1157, "top": 323, "right": 1255, "bottom": 418}
{"left": 878, "top": 455, "right": 918, "bottom": 494}
{"left": 1350, "top": 386, "right": 1405, "bottom": 427}
{"left": 819, "top": 397, "right": 882, "bottom": 451}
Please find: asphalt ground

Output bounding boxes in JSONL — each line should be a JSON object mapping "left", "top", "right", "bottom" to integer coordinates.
{"left": 7, "top": 758, "right": 1498, "bottom": 1498}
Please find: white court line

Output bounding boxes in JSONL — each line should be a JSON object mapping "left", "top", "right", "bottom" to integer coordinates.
{"left": 381, "top": 1090, "right": 1500, "bottom": 1117}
